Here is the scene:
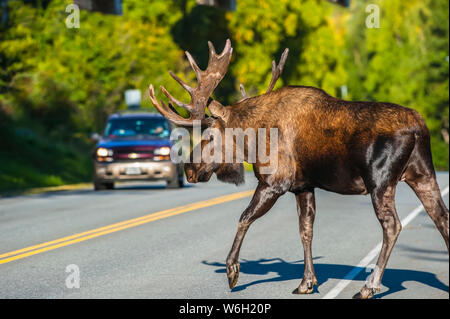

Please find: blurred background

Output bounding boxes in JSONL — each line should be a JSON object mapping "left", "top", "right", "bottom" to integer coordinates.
{"left": 0, "top": 0, "right": 448, "bottom": 193}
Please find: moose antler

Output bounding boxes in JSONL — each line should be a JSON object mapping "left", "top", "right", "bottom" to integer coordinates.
{"left": 239, "top": 84, "right": 248, "bottom": 99}
{"left": 239, "top": 48, "right": 289, "bottom": 99}
{"left": 149, "top": 39, "right": 233, "bottom": 126}
{"left": 266, "top": 48, "right": 289, "bottom": 93}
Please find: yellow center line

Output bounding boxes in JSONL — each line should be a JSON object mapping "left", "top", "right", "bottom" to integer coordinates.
{"left": 0, "top": 189, "right": 254, "bottom": 265}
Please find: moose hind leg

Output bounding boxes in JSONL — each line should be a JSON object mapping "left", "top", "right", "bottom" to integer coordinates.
{"left": 406, "top": 174, "right": 449, "bottom": 251}
{"left": 354, "top": 185, "right": 402, "bottom": 299}
{"left": 292, "top": 190, "right": 318, "bottom": 294}
{"left": 403, "top": 131, "right": 449, "bottom": 251}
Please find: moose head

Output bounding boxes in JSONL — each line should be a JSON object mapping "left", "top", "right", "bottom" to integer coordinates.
{"left": 149, "top": 39, "right": 287, "bottom": 186}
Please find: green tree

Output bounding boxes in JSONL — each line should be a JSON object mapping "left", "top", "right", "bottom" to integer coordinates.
{"left": 226, "top": 0, "right": 348, "bottom": 99}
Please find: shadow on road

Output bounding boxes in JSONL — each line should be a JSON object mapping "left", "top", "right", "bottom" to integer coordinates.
{"left": 202, "top": 257, "right": 449, "bottom": 298}
{"left": 396, "top": 244, "right": 449, "bottom": 262}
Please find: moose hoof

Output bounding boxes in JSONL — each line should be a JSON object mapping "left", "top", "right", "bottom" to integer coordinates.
{"left": 292, "top": 277, "right": 318, "bottom": 294}
{"left": 352, "top": 286, "right": 378, "bottom": 299}
{"left": 226, "top": 263, "right": 240, "bottom": 289}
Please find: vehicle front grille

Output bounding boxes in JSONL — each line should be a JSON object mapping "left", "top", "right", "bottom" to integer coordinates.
{"left": 112, "top": 146, "right": 156, "bottom": 161}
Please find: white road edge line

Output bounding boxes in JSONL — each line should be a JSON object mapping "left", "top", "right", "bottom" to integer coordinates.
{"left": 323, "top": 184, "right": 449, "bottom": 299}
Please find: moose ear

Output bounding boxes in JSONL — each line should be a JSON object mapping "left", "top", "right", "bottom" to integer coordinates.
{"left": 208, "top": 100, "right": 231, "bottom": 123}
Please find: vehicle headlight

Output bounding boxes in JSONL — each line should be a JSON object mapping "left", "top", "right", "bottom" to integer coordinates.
{"left": 97, "top": 148, "right": 112, "bottom": 157}
{"left": 154, "top": 146, "right": 171, "bottom": 156}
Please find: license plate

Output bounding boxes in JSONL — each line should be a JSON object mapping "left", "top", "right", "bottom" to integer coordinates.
{"left": 125, "top": 167, "right": 141, "bottom": 175}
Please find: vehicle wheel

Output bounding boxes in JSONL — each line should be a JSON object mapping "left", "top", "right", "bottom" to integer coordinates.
{"left": 166, "top": 174, "right": 184, "bottom": 189}
{"left": 94, "top": 181, "right": 114, "bottom": 191}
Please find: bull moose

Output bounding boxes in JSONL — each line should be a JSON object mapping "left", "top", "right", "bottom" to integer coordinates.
{"left": 148, "top": 39, "right": 449, "bottom": 299}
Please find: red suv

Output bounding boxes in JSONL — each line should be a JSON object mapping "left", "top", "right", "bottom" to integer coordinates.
{"left": 92, "top": 112, "right": 184, "bottom": 190}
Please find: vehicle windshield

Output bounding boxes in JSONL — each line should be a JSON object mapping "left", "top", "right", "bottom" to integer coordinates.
{"left": 104, "top": 117, "right": 170, "bottom": 139}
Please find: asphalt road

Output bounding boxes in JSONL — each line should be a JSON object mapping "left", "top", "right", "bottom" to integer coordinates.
{"left": 0, "top": 172, "right": 448, "bottom": 299}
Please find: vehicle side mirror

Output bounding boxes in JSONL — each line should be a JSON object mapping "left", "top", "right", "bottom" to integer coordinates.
{"left": 90, "top": 132, "right": 101, "bottom": 141}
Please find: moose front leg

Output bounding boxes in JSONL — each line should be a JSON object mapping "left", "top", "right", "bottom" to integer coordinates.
{"left": 292, "top": 190, "right": 318, "bottom": 294}
{"left": 226, "top": 183, "right": 284, "bottom": 289}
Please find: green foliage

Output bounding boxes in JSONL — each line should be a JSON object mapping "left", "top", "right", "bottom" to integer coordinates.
{"left": 0, "top": 0, "right": 448, "bottom": 191}
{"left": 227, "top": 0, "right": 348, "bottom": 98}
{"left": 0, "top": 111, "right": 91, "bottom": 192}
{"left": 1, "top": 0, "right": 188, "bottom": 133}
